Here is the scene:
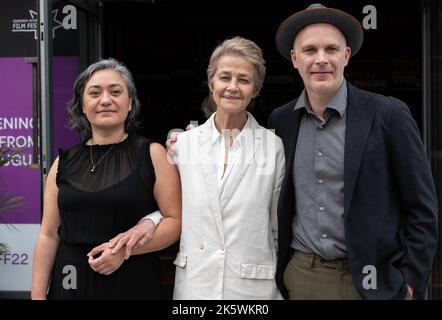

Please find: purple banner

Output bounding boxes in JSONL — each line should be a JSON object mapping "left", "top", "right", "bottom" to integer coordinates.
{"left": 0, "top": 56, "right": 79, "bottom": 224}
{"left": 0, "top": 57, "right": 39, "bottom": 224}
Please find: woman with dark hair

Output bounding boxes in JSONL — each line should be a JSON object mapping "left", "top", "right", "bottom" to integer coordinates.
{"left": 31, "top": 58, "right": 181, "bottom": 299}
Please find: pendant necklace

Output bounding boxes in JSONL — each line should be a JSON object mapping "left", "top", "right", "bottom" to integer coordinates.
{"left": 89, "top": 135, "right": 126, "bottom": 173}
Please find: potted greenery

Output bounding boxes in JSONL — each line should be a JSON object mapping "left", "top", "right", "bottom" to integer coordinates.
{"left": 0, "top": 145, "right": 24, "bottom": 254}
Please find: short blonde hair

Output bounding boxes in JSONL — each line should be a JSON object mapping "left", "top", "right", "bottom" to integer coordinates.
{"left": 207, "top": 36, "right": 266, "bottom": 97}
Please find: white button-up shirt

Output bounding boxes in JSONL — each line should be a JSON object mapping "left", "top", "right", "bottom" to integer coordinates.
{"left": 210, "top": 113, "right": 251, "bottom": 198}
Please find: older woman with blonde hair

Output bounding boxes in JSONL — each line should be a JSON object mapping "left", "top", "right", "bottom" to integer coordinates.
{"left": 172, "top": 36, "right": 285, "bottom": 299}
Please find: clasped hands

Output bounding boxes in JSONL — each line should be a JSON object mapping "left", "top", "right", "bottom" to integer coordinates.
{"left": 86, "top": 219, "right": 155, "bottom": 275}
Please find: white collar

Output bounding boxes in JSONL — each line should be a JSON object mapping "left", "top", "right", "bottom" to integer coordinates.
{"left": 210, "top": 112, "right": 251, "bottom": 147}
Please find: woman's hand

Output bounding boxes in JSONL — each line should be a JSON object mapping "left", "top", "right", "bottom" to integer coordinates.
{"left": 107, "top": 219, "right": 156, "bottom": 259}
{"left": 87, "top": 242, "right": 126, "bottom": 276}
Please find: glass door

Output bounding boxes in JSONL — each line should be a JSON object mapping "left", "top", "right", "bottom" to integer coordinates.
{"left": 0, "top": 0, "right": 101, "bottom": 299}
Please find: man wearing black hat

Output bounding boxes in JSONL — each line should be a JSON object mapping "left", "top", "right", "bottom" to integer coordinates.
{"left": 269, "top": 3, "right": 438, "bottom": 299}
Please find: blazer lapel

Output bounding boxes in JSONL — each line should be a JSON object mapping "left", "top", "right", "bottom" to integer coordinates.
{"left": 198, "top": 120, "right": 225, "bottom": 243}
{"left": 344, "top": 84, "right": 375, "bottom": 220}
{"left": 280, "top": 107, "right": 304, "bottom": 199}
{"left": 219, "top": 114, "right": 261, "bottom": 212}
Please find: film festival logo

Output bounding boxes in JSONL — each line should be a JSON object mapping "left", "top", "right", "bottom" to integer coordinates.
{"left": 11, "top": 5, "right": 77, "bottom": 40}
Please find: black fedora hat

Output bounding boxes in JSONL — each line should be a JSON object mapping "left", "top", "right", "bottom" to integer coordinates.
{"left": 275, "top": 3, "right": 364, "bottom": 61}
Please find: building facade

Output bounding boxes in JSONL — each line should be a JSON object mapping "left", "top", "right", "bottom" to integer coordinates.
{"left": 0, "top": 0, "right": 441, "bottom": 299}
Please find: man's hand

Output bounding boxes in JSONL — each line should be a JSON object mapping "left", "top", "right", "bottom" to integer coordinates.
{"left": 166, "top": 124, "right": 195, "bottom": 164}
{"left": 166, "top": 131, "right": 180, "bottom": 164}
{"left": 107, "top": 219, "right": 156, "bottom": 259}
{"left": 406, "top": 284, "right": 414, "bottom": 299}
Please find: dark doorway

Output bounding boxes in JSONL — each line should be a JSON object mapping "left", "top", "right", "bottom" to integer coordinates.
{"left": 102, "top": 0, "right": 422, "bottom": 140}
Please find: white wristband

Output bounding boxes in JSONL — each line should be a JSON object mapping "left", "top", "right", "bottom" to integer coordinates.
{"left": 140, "top": 210, "right": 163, "bottom": 227}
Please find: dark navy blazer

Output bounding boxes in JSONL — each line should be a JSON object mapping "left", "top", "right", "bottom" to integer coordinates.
{"left": 268, "top": 82, "right": 438, "bottom": 299}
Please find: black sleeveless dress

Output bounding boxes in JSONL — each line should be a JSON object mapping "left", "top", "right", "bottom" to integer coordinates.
{"left": 47, "top": 134, "right": 164, "bottom": 299}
